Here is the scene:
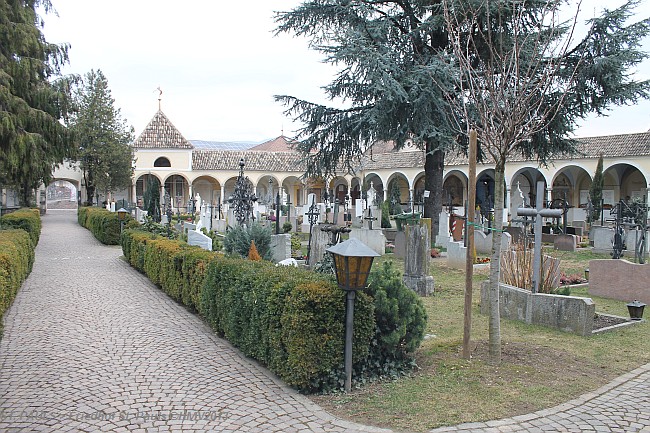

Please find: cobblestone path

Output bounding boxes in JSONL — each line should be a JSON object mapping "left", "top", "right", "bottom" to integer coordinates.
{"left": 0, "top": 211, "right": 389, "bottom": 433}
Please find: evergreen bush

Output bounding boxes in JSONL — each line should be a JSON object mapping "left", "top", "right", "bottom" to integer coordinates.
{"left": 0, "top": 208, "right": 41, "bottom": 246}
{"left": 223, "top": 223, "right": 272, "bottom": 260}
{"left": 381, "top": 200, "right": 392, "bottom": 228}
{"left": 0, "top": 210, "right": 40, "bottom": 322}
{"left": 0, "top": 229, "right": 33, "bottom": 317}
{"left": 78, "top": 206, "right": 131, "bottom": 245}
{"left": 363, "top": 261, "right": 427, "bottom": 376}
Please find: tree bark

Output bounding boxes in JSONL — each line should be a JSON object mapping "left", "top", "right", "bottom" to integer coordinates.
{"left": 488, "top": 158, "right": 506, "bottom": 365}
{"left": 424, "top": 141, "right": 444, "bottom": 245}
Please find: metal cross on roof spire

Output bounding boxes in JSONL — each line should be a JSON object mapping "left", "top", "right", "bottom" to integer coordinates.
{"left": 156, "top": 86, "right": 163, "bottom": 110}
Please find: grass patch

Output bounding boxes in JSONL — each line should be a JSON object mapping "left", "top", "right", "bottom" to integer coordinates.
{"left": 310, "top": 250, "right": 649, "bottom": 432}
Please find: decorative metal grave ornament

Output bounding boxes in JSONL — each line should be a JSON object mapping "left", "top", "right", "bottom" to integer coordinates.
{"left": 227, "top": 159, "right": 257, "bottom": 226}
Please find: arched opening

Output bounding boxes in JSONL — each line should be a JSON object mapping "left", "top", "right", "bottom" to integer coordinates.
{"left": 164, "top": 175, "right": 190, "bottom": 211}
{"left": 135, "top": 174, "right": 162, "bottom": 208}
{"left": 603, "top": 163, "right": 647, "bottom": 203}
{"left": 154, "top": 157, "right": 171, "bottom": 167}
{"left": 46, "top": 180, "right": 79, "bottom": 209}
{"left": 443, "top": 171, "right": 467, "bottom": 208}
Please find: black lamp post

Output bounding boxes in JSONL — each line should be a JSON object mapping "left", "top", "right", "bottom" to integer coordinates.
{"left": 326, "top": 238, "right": 379, "bottom": 393}
{"left": 117, "top": 207, "right": 128, "bottom": 233}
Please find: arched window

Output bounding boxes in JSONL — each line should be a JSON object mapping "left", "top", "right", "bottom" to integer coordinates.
{"left": 154, "top": 157, "right": 171, "bottom": 167}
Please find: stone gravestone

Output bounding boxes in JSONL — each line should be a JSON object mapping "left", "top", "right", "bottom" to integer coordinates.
{"left": 184, "top": 222, "right": 196, "bottom": 234}
{"left": 403, "top": 223, "right": 434, "bottom": 296}
{"left": 136, "top": 209, "right": 148, "bottom": 224}
{"left": 349, "top": 227, "right": 386, "bottom": 256}
{"left": 270, "top": 234, "right": 291, "bottom": 263}
{"left": 592, "top": 226, "right": 614, "bottom": 253}
{"left": 200, "top": 202, "right": 212, "bottom": 231}
{"left": 187, "top": 230, "right": 212, "bottom": 251}
{"left": 308, "top": 225, "right": 331, "bottom": 268}
{"left": 504, "top": 226, "right": 524, "bottom": 245}
{"left": 554, "top": 234, "right": 577, "bottom": 252}
{"left": 363, "top": 206, "right": 380, "bottom": 230}
{"left": 436, "top": 211, "right": 452, "bottom": 249}
{"left": 301, "top": 193, "right": 318, "bottom": 233}
{"left": 394, "top": 230, "right": 406, "bottom": 258}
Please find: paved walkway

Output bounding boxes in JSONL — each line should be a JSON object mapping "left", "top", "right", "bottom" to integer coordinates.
{"left": 0, "top": 211, "right": 389, "bottom": 433}
{"left": 0, "top": 210, "right": 648, "bottom": 433}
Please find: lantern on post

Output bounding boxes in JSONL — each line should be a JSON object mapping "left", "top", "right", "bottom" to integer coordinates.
{"left": 117, "top": 207, "right": 129, "bottom": 233}
{"left": 326, "top": 238, "right": 379, "bottom": 393}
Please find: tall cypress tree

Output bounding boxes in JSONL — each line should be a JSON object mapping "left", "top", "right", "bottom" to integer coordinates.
{"left": 0, "top": 0, "right": 74, "bottom": 205}
{"left": 589, "top": 154, "right": 605, "bottom": 222}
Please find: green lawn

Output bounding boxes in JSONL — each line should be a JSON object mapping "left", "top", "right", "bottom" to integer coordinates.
{"left": 310, "top": 249, "right": 649, "bottom": 432}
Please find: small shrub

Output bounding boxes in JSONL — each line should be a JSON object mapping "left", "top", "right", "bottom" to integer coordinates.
{"left": 290, "top": 233, "right": 303, "bottom": 258}
{"left": 282, "top": 221, "right": 293, "bottom": 233}
{"left": 248, "top": 241, "right": 262, "bottom": 261}
{"left": 223, "top": 223, "right": 272, "bottom": 260}
{"left": 363, "top": 261, "right": 427, "bottom": 377}
{"left": 500, "top": 242, "right": 560, "bottom": 293}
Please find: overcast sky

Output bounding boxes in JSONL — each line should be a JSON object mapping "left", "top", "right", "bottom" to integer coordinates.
{"left": 41, "top": 0, "right": 650, "bottom": 143}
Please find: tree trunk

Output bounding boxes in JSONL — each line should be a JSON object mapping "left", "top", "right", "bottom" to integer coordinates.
{"left": 424, "top": 142, "right": 444, "bottom": 244}
{"left": 488, "top": 158, "right": 506, "bottom": 365}
{"left": 19, "top": 181, "right": 34, "bottom": 207}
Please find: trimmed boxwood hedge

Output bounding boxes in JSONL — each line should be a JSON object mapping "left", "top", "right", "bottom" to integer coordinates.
{"left": 121, "top": 228, "right": 376, "bottom": 392}
{"left": 0, "top": 209, "right": 41, "bottom": 323}
{"left": 1, "top": 208, "right": 41, "bottom": 246}
{"left": 78, "top": 206, "right": 131, "bottom": 245}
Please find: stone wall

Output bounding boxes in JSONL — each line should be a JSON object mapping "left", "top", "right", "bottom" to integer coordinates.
{"left": 480, "top": 281, "right": 596, "bottom": 336}
{"left": 588, "top": 259, "right": 650, "bottom": 304}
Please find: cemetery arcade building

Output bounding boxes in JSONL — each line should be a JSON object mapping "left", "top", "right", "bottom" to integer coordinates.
{"left": 47, "top": 108, "right": 650, "bottom": 227}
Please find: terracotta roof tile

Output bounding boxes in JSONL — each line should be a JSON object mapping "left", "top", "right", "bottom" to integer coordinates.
{"left": 575, "top": 132, "right": 650, "bottom": 158}
{"left": 133, "top": 110, "right": 193, "bottom": 149}
{"left": 247, "top": 136, "right": 299, "bottom": 152}
{"left": 192, "top": 150, "right": 305, "bottom": 172}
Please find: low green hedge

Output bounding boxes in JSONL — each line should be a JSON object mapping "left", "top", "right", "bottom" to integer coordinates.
{"left": 1, "top": 208, "right": 41, "bottom": 246}
{"left": 121, "top": 229, "right": 375, "bottom": 392}
{"left": 78, "top": 206, "right": 131, "bottom": 245}
{"left": 0, "top": 230, "right": 33, "bottom": 317}
{"left": 0, "top": 208, "right": 41, "bottom": 323}
{"left": 200, "top": 258, "right": 374, "bottom": 392}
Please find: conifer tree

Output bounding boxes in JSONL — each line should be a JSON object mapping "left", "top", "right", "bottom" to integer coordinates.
{"left": 274, "top": 1, "right": 459, "bottom": 241}
{"left": 70, "top": 69, "right": 134, "bottom": 205}
{"left": 589, "top": 154, "right": 605, "bottom": 222}
{"left": 0, "top": 0, "right": 75, "bottom": 205}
